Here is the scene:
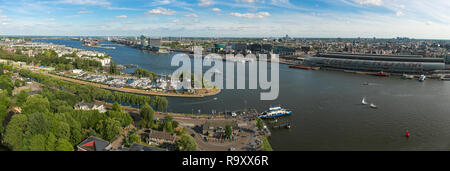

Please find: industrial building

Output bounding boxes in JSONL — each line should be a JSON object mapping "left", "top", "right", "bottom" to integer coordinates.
{"left": 304, "top": 53, "right": 445, "bottom": 74}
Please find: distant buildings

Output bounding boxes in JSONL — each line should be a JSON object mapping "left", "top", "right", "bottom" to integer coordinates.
{"left": 305, "top": 52, "right": 446, "bottom": 74}
{"left": 140, "top": 35, "right": 148, "bottom": 47}
{"left": 149, "top": 38, "right": 161, "bottom": 48}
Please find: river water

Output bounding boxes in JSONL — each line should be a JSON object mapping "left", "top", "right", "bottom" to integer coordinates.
{"left": 33, "top": 39, "right": 450, "bottom": 151}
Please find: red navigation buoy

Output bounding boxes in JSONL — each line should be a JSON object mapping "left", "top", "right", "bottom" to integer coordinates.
{"left": 405, "top": 131, "right": 410, "bottom": 138}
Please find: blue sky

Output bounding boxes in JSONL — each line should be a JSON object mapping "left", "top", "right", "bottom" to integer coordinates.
{"left": 0, "top": 0, "right": 449, "bottom": 39}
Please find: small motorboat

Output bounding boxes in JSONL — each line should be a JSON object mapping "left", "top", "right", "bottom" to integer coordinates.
{"left": 418, "top": 75, "right": 426, "bottom": 82}
{"left": 376, "top": 71, "right": 388, "bottom": 77}
{"left": 370, "top": 103, "right": 378, "bottom": 109}
{"left": 405, "top": 130, "right": 410, "bottom": 138}
{"left": 362, "top": 97, "right": 369, "bottom": 105}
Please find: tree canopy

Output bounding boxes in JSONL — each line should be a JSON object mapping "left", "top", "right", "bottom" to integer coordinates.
{"left": 176, "top": 135, "right": 197, "bottom": 151}
{"left": 139, "top": 103, "right": 154, "bottom": 129}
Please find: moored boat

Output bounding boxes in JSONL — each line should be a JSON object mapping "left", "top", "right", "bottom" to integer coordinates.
{"left": 289, "top": 65, "right": 312, "bottom": 70}
{"left": 259, "top": 106, "right": 292, "bottom": 119}
{"left": 376, "top": 71, "right": 388, "bottom": 77}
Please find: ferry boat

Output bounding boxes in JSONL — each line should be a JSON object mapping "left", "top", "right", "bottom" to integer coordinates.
{"left": 259, "top": 106, "right": 292, "bottom": 119}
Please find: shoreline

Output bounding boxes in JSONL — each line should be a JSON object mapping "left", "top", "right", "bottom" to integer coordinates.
{"left": 42, "top": 71, "right": 221, "bottom": 98}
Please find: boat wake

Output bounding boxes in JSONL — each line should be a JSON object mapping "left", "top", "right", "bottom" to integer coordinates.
{"left": 182, "top": 97, "right": 219, "bottom": 105}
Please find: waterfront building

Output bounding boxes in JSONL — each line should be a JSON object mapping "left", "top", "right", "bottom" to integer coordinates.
{"left": 446, "top": 51, "right": 450, "bottom": 64}
{"left": 274, "top": 46, "right": 295, "bottom": 56}
{"left": 146, "top": 130, "right": 177, "bottom": 146}
{"left": 305, "top": 52, "right": 445, "bottom": 74}
{"left": 249, "top": 43, "right": 262, "bottom": 53}
{"left": 149, "top": 38, "right": 161, "bottom": 48}
{"left": 233, "top": 43, "right": 247, "bottom": 53}
{"left": 261, "top": 44, "right": 273, "bottom": 54}
{"left": 140, "top": 35, "right": 148, "bottom": 47}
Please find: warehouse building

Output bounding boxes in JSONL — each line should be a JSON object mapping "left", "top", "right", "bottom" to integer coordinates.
{"left": 304, "top": 53, "right": 445, "bottom": 74}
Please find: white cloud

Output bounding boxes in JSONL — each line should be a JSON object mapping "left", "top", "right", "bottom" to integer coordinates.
{"left": 154, "top": 0, "right": 173, "bottom": 5}
{"left": 198, "top": 0, "right": 214, "bottom": 7}
{"left": 53, "top": 0, "right": 111, "bottom": 7}
{"left": 45, "top": 18, "right": 56, "bottom": 21}
{"left": 185, "top": 13, "right": 199, "bottom": 18}
{"left": 146, "top": 7, "right": 176, "bottom": 15}
{"left": 352, "top": 0, "right": 383, "bottom": 6}
{"left": 172, "top": 19, "right": 180, "bottom": 23}
{"left": 230, "top": 12, "right": 270, "bottom": 19}
{"left": 77, "top": 11, "right": 91, "bottom": 14}
{"left": 211, "top": 8, "right": 221, "bottom": 12}
{"left": 396, "top": 11, "right": 404, "bottom": 16}
{"left": 116, "top": 15, "right": 128, "bottom": 18}
{"left": 235, "top": 0, "right": 258, "bottom": 3}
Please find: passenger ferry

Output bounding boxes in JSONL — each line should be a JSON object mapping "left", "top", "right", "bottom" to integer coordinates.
{"left": 259, "top": 106, "right": 292, "bottom": 119}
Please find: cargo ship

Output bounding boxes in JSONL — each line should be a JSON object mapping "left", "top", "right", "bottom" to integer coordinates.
{"left": 259, "top": 106, "right": 292, "bottom": 119}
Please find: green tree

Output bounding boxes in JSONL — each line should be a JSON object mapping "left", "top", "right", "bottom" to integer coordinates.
{"left": 139, "top": 104, "right": 154, "bottom": 129}
{"left": 112, "top": 102, "right": 122, "bottom": 112}
{"left": 107, "top": 110, "right": 132, "bottom": 127}
{"left": 14, "top": 90, "right": 29, "bottom": 107}
{"left": 95, "top": 118, "right": 121, "bottom": 142}
{"left": 27, "top": 134, "right": 46, "bottom": 151}
{"left": 163, "top": 115, "right": 174, "bottom": 133}
{"left": 54, "top": 121, "right": 71, "bottom": 141}
{"left": 0, "top": 75, "right": 13, "bottom": 95}
{"left": 151, "top": 96, "right": 168, "bottom": 111}
{"left": 22, "top": 94, "right": 50, "bottom": 114}
{"left": 3, "top": 114, "right": 28, "bottom": 151}
{"left": 176, "top": 135, "right": 197, "bottom": 151}
{"left": 46, "top": 133, "right": 57, "bottom": 151}
{"left": 0, "top": 90, "right": 11, "bottom": 133}
{"left": 225, "top": 124, "right": 233, "bottom": 139}
{"left": 109, "top": 61, "right": 119, "bottom": 75}
{"left": 25, "top": 112, "right": 50, "bottom": 137}
{"left": 255, "top": 118, "right": 264, "bottom": 130}
{"left": 55, "top": 138, "right": 74, "bottom": 151}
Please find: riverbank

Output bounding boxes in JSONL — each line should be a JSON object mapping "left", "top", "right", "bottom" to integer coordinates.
{"left": 41, "top": 71, "right": 221, "bottom": 98}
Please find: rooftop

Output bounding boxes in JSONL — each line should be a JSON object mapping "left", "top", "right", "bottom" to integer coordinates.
{"left": 77, "top": 136, "right": 111, "bottom": 151}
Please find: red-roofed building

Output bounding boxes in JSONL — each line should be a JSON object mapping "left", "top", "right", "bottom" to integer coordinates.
{"left": 77, "top": 136, "right": 112, "bottom": 151}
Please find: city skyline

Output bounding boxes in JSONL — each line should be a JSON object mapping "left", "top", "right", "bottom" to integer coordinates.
{"left": 0, "top": 0, "right": 449, "bottom": 39}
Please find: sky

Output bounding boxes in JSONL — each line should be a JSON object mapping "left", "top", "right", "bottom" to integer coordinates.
{"left": 0, "top": 0, "right": 449, "bottom": 39}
